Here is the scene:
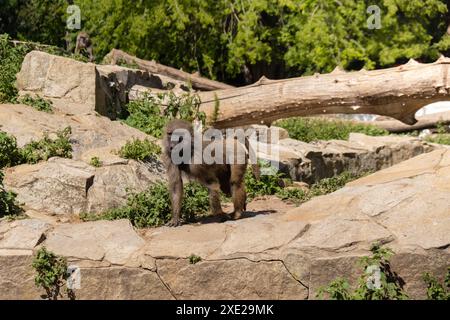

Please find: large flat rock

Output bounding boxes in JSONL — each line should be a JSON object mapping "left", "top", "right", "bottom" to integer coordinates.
{"left": 0, "top": 149, "right": 449, "bottom": 300}
{"left": 4, "top": 157, "right": 164, "bottom": 215}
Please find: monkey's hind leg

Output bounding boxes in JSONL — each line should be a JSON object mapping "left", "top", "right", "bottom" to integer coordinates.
{"left": 208, "top": 183, "right": 225, "bottom": 216}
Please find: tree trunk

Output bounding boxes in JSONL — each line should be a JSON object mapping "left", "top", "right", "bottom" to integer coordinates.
{"left": 104, "top": 49, "right": 234, "bottom": 91}
{"left": 195, "top": 57, "right": 450, "bottom": 128}
{"left": 354, "top": 111, "right": 450, "bottom": 133}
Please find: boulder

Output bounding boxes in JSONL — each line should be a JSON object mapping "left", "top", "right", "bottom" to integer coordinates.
{"left": 271, "top": 133, "right": 437, "bottom": 183}
{"left": 16, "top": 51, "right": 181, "bottom": 118}
{"left": 4, "top": 157, "right": 164, "bottom": 215}
{"left": 0, "top": 104, "right": 158, "bottom": 160}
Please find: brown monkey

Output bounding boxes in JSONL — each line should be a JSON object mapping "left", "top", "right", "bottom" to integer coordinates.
{"left": 163, "top": 119, "right": 259, "bottom": 227}
{"left": 75, "top": 31, "right": 94, "bottom": 62}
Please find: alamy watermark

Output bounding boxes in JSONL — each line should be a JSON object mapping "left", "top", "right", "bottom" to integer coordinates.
{"left": 367, "top": 5, "right": 382, "bottom": 30}
{"left": 67, "top": 265, "right": 81, "bottom": 290}
{"left": 66, "top": 5, "right": 81, "bottom": 30}
{"left": 169, "top": 125, "right": 280, "bottom": 175}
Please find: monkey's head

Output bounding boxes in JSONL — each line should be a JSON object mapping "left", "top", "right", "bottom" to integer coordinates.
{"left": 164, "top": 119, "right": 194, "bottom": 154}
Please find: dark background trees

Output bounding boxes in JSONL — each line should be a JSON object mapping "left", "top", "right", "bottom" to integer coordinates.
{"left": 1, "top": 0, "right": 449, "bottom": 85}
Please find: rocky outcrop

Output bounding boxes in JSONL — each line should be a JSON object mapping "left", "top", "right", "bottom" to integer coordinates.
{"left": 272, "top": 133, "right": 438, "bottom": 184}
{"left": 4, "top": 157, "right": 164, "bottom": 215}
{"left": 16, "top": 51, "right": 184, "bottom": 118}
{"left": 0, "top": 103, "right": 165, "bottom": 215}
{"left": 1, "top": 150, "right": 448, "bottom": 299}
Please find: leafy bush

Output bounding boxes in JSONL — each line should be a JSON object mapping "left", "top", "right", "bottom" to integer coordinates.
{"left": 20, "top": 127, "right": 72, "bottom": 164}
{"left": 0, "top": 171, "right": 22, "bottom": 217}
{"left": 81, "top": 182, "right": 210, "bottom": 228}
{"left": 123, "top": 92, "right": 206, "bottom": 138}
{"left": 245, "top": 159, "right": 365, "bottom": 205}
{"left": 423, "top": 268, "right": 450, "bottom": 300}
{"left": 317, "top": 244, "right": 409, "bottom": 300}
{"left": 0, "top": 130, "right": 22, "bottom": 168}
{"left": 32, "top": 247, "right": 74, "bottom": 300}
{"left": 308, "top": 172, "right": 363, "bottom": 197}
{"left": 118, "top": 138, "right": 161, "bottom": 161}
{"left": 0, "top": 34, "right": 29, "bottom": 103}
{"left": 89, "top": 156, "right": 102, "bottom": 167}
{"left": 244, "top": 161, "right": 285, "bottom": 199}
{"left": 276, "top": 187, "right": 310, "bottom": 205}
{"left": 18, "top": 94, "right": 53, "bottom": 113}
{"left": 424, "top": 132, "right": 450, "bottom": 146}
{"left": 276, "top": 117, "right": 388, "bottom": 142}
{"left": 189, "top": 254, "right": 202, "bottom": 265}
{"left": 180, "top": 182, "right": 210, "bottom": 221}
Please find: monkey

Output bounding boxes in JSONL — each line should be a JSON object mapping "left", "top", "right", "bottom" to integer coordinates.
{"left": 163, "top": 119, "right": 260, "bottom": 227}
{"left": 75, "top": 31, "right": 94, "bottom": 62}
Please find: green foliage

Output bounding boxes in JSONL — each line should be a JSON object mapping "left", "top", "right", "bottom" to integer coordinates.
{"left": 123, "top": 94, "right": 169, "bottom": 138}
{"left": 74, "top": 0, "right": 450, "bottom": 82}
{"left": 118, "top": 138, "right": 161, "bottom": 161}
{"left": 89, "top": 156, "right": 102, "bottom": 167}
{"left": 309, "top": 172, "right": 364, "bottom": 196}
{"left": 276, "top": 117, "right": 389, "bottom": 143}
{"left": 422, "top": 268, "right": 450, "bottom": 300}
{"left": 245, "top": 161, "right": 285, "bottom": 199}
{"left": 0, "top": 171, "right": 22, "bottom": 218}
{"left": 15, "top": 0, "right": 67, "bottom": 48}
{"left": 424, "top": 123, "right": 450, "bottom": 145}
{"left": 276, "top": 187, "right": 309, "bottom": 205}
{"left": 123, "top": 92, "right": 206, "bottom": 138}
{"left": 32, "top": 247, "right": 74, "bottom": 300}
{"left": 116, "top": 58, "right": 139, "bottom": 69}
{"left": 20, "top": 127, "right": 72, "bottom": 164}
{"left": 318, "top": 244, "right": 408, "bottom": 300}
{"left": 245, "top": 159, "right": 365, "bottom": 205}
{"left": 1, "top": 128, "right": 72, "bottom": 168}
{"left": 2, "top": 1, "right": 450, "bottom": 83}
{"left": 0, "top": 130, "right": 22, "bottom": 168}
{"left": 0, "top": 34, "right": 29, "bottom": 102}
{"left": 189, "top": 254, "right": 202, "bottom": 265}
{"left": 82, "top": 182, "right": 210, "bottom": 228}
{"left": 18, "top": 94, "right": 53, "bottom": 113}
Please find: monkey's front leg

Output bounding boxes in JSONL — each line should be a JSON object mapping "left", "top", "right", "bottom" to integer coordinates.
{"left": 166, "top": 165, "right": 183, "bottom": 227}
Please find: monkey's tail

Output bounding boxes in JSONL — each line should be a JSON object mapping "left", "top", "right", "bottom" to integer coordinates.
{"left": 244, "top": 136, "right": 261, "bottom": 180}
{"left": 251, "top": 163, "right": 261, "bottom": 180}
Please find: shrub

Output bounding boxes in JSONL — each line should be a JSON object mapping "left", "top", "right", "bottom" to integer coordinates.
{"left": 244, "top": 159, "right": 365, "bottom": 205}
{"left": 123, "top": 92, "right": 206, "bottom": 138}
{"left": 189, "top": 254, "right": 202, "bottom": 264}
{"left": 118, "top": 138, "right": 161, "bottom": 161}
{"left": 244, "top": 161, "right": 285, "bottom": 199}
{"left": 276, "top": 187, "right": 309, "bottom": 205}
{"left": 0, "top": 130, "right": 22, "bottom": 168}
{"left": 18, "top": 94, "right": 53, "bottom": 113}
{"left": 89, "top": 156, "right": 102, "bottom": 167}
{"left": 308, "top": 172, "right": 362, "bottom": 197}
{"left": 82, "top": 182, "right": 210, "bottom": 228}
{"left": 423, "top": 268, "right": 450, "bottom": 300}
{"left": 0, "top": 34, "right": 29, "bottom": 103}
{"left": 0, "top": 171, "right": 22, "bottom": 217}
{"left": 123, "top": 94, "right": 169, "bottom": 138}
{"left": 20, "top": 127, "right": 72, "bottom": 164}
{"left": 32, "top": 247, "right": 74, "bottom": 300}
{"left": 424, "top": 134, "right": 450, "bottom": 146}
{"left": 317, "top": 244, "right": 409, "bottom": 300}
{"left": 276, "top": 117, "right": 388, "bottom": 142}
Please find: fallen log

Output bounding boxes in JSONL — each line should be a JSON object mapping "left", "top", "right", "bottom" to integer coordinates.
{"left": 104, "top": 49, "right": 234, "bottom": 91}
{"left": 194, "top": 57, "right": 450, "bottom": 128}
{"left": 355, "top": 111, "right": 450, "bottom": 133}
